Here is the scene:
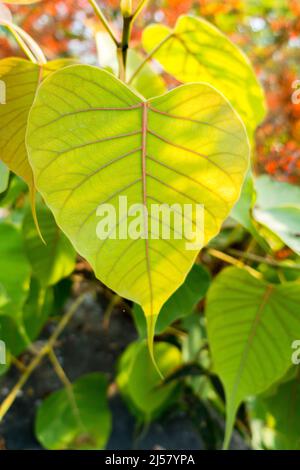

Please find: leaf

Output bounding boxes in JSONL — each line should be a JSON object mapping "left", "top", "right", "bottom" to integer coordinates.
{"left": 95, "top": 31, "right": 167, "bottom": 98}
{"left": 0, "top": 161, "right": 9, "bottom": 194}
{"left": 206, "top": 266, "right": 300, "bottom": 448}
{"left": 0, "top": 57, "right": 77, "bottom": 193}
{"left": 35, "top": 373, "right": 112, "bottom": 450}
{"left": 117, "top": 340, "right": 182, "bottom": 420}
{"left": 126, "top": 50, "right": 167, "bottom": 99}
{"left": 23, "top": 204, "right": 76, "bottom": 287}
{"left": 26, "top": 65, "right": 249, "bottom": 355}
{"left": 253, "top": 175, "right": 300, "bottom": 255}
{"left": 231, "top": 171, "right": 270, "bottom": 251}
{"left": 141, "top": 15, "right": 266, "bottom": 137}
{"left": 0, "top": 58, "right": 40, "bottom": 191}
{"left": 133, "top": 263, "right": 210, "bottom": 336}
{"left": 0, "top": 223, "right": 31, "bottom": 319}
{"left": 248, "top": 374, "right": 300, "bottom": 450}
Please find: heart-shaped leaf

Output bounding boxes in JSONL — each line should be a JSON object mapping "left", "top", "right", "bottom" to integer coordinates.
{"left": 141, "top": 15, "right": 266, "bottom": 137}
{"left": 35, "top": 373, "right": 112, "bottom": 450}
{"left": 206, "top": 266, "right": 300, "bottom": 448}
{"left": 27, "top": 65, "right": 249, "bottom": 354}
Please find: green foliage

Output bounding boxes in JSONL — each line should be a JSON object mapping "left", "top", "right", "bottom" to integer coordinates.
{"left": 35, "top": 372, "right": 112, "bottom": 450}
{"left": 142, "top": 15, "right": 266, "bottom": 138}
{"left": 0, "top": 162, "right": 9, "bottom": 194}
{"left": 248, "top": 372, "right": 300, "bottom": 450}
{"left": 117, "top": 340, "right": 182, "bottom": 420}
{"left": 133, "top": 263, "right": 210, "bottom": 336}
{"left": 253, "top": 175, "right": 300, "bottom": 255}
{"left": 26, "top": 64, "right": 249, "bottom": 353}
{"left": 23, "top": 204, "right": 76, "bottom": 287}
{"left": 206, "top": 266, "right": 300, "bottom": 448}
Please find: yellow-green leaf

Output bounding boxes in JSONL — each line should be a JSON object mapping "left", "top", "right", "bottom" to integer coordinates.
{"left": 26, "top": 65, "right": 249, "bottom": 355}
{"left": 206, "top": 266, "right": 300, "bottom": 448}
{"left": 141, "top": 15, "right": 266, "bottom": 137}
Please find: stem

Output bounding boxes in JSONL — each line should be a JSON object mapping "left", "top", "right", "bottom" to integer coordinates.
{"left": 228, "top": 248, "right": 300, "bottom": 270}
{"left": 127, "top": 33, "right": 172, "bottom": 84}
{"left": 103, "top": 294, "right": 122, "bottom": 330}
{"left": 48, "top": 348, "right": 85, "bottom": 432}
{"left": 120, "top": 15, "right": 132, "bottom": 80}
{"left": 208, "top": 248, "right": 263, "bottom": 280}
{"left": 6, "top": 25, "right": 37, "bottom": 63}
{"left": 132, "top": 0, "right": 150, "bottom": 22}
{"left": 0, "top": 294, "right": 86, "bottom": 422}
{"left": 88, "top": 0, "right": 119, "bottom": 46}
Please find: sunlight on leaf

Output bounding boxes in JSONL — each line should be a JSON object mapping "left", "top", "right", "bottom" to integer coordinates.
{"left": 142, "top": 15, "right": 266, "bottom": 138}
{"left": 206, "top": 266, "right": 300, "bottom": 448}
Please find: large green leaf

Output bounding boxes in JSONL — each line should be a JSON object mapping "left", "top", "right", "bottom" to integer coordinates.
{"left": 23, "top": 204, "right": 76, "bottom": 287}
{"left": 35, "top": 373, "right": 112, "bottom": 450}
{"left": 0, "top": 58, "right": 77, "bottom": 193}
{"left": 253, "top": 175, "right": 300, "bottom": 255}
{"left": 133, "top": 263, "right": 210, "bottom": 336}
{"left": 141, "top": 15, "right": 266, "bottom": 137}
{"left": 117, "top": 340, "right": 182, "bottom": 420}
{"left": 206, "top": 266, "right": 300, "bottom": 448}
{"left": 27, "top": 65, "right": 249, "bottom": 353}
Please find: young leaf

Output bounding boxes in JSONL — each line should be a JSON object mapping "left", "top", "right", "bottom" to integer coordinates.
{"left": 133, "top": 263, "right": 210, "bottom": 337}
{"left": 253, "top": 175, "right": 300, "bottom": 255}
{"left": 23, "top": 204, "right": 76, "bottom": 287}
{"left": 141, "top": 15, "right": 266, "bottom": 137}
{"left": 35, "top": 373, "right": 112, "bottom": 450}
{"left": 206, "top": 266, "right": 300, "bottom": 448}
{"left": 117, "top": 340, "right": 182, "bottom": 420}
{"left": 26, "top": 65, "right": 249, "bottom": 354}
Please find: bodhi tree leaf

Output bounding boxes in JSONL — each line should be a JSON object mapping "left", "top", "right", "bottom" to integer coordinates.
{"left": 141, "top": 15, "right": 266, "bottom": 137}
{"left": 0, "top": 58, "right": 77, "bottom": 198}
{"left": 27, "top": 65, "right": 249, "bottom": 357}
{"left": 231, "top": 172, "right": 270, "bottom": 252}
{"left": 133, "top": 263, "right": 210, "bottom": 337}
{"left": 35, "top": 373, "right": 112, "bottom": 450}
{"left": 117, "top": 340, "right": 182, "bottom": 420}
{"left": 23, "top": 204, "right": 76, "bottom": 287}
{"left": 253, "top": 175, "right": 300, "bottom": 255}
{"left": 206, "top": 266, "right": 300, "bottom": 448}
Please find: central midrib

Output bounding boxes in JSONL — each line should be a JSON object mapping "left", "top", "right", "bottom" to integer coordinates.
{"left": 141, "top": 101, "right": 154, "bottom": 316}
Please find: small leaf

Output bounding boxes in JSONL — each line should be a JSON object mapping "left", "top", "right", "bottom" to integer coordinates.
{"left": 249, "top": 374, "right": 300, "bottom": 450}
{"left": 35, "top": 373, "right": 112, "bottom": 450}
{"left": 231, "top": 172, "right": 270, "bottom": 251}
{"left": 142, "top": 15, "right": 266, "bottom": 137}
{"left": 26, "top": 65, "right": 249, "bottom": 353}
{"left": 253, "top": 175, "right": 300, "bottom": 255}
{"left": 117, "top": 340, "right": 182, "bottom": 420}
{"left": 23, "top": 204, "right": 76, "bottom": 287}
{"left": 206, "top": 266, "right": 300, "bottom": 448}
{"left": 133, "top": 263, "right": 210, "bottom": 336}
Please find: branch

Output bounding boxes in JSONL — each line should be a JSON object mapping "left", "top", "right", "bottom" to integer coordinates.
{"left": 88, "top": 0, "right": 120, "bottom": 46}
